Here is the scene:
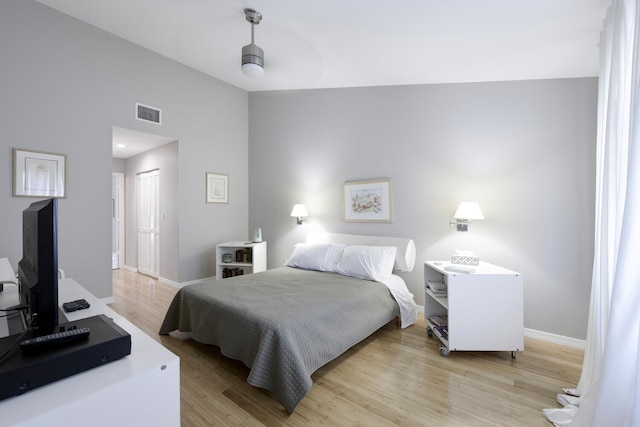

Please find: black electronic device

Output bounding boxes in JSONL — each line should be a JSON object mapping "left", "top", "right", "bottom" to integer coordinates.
{"left": 19, "top": 327, "right": 90, "bottom": 351}
{"left": 62, "top": 299, "right": 90, "bottom": 312}
{"left": 17, "top": 198, "right": 59, "bottom": 334}
{"left": 0, "top": 314, "right": 131, "bottom": 401}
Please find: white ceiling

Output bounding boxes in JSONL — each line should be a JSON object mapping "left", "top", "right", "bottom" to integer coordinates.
{"left": 112, "top": 127, "right": 176, "bottom": 159}
{"left": 37, "top": 0, "right": 610, "bottom": 93}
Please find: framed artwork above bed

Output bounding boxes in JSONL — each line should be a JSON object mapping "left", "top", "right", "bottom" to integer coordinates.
{"left": 342, "top": 178, "right": 393, "bottom": 223}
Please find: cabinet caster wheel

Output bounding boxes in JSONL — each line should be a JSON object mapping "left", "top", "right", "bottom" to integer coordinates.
{"left": 426, "top": 327, "right": 433, "bottom": 337}
{"left": 439, "top": 345, "right": 450, "bottom": 357}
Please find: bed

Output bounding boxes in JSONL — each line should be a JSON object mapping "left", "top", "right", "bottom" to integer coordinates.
{"left": 159, "top": 232, "right": 417, "bottom": 413}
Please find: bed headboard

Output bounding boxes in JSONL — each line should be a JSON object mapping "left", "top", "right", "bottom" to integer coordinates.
{"left": 305, "top": 232, "right": 416, "bottom": 272}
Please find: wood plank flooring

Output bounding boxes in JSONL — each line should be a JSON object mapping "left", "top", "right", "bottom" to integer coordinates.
{"left": 109, "top": 269, "right": 582, "bottom": 426}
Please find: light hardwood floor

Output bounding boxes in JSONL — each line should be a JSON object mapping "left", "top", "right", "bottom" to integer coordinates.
{"left": 109, "top": 269, "right": 582, "bottom": 426}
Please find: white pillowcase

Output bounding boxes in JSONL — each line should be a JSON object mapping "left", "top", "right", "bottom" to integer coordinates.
{"left": 284, "top": 243, "right": 346, "bottom": 272}
{"left": 334, "top": 245, "right": 397, "bottom": 281}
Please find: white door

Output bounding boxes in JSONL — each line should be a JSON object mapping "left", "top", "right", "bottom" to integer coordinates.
{"left": 112, "top": 173, "right": 125, "bottom": 269}
{"left": 137, "top": 169, "right": 160, "bottom": 278}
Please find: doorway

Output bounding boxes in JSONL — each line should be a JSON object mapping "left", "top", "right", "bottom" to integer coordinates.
{"left": 112, "top": 126, "right": 178, "bottom": 281}
{"left": 137, "top": 169, "right": 160, "bottom": 278}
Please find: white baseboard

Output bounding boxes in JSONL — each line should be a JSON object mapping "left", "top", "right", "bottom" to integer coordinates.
{"left": 99, "top": 296, "right": 115, "bottom": 305}
{"left": 524, "top": 328, "right": 585, "bottom": 350}
{"left": 417, "top": 306, "right": 585, "bottom": 350}
{"left": 159, "top": 277, "right": 181, "bottom": 288}
{"left": 161, "top": 276, "right": 217, "bottom": 289}
{"left": 117, "top": 266, "right": 215, "bottom": 289}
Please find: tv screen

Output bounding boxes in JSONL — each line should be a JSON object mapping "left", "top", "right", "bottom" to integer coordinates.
{"left": 18, "top": 198, "right": 59, "bottom": 334}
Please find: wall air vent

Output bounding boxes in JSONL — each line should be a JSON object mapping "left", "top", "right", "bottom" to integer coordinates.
{"left": 136, "top": 103, "right": 162, "bottom": 125}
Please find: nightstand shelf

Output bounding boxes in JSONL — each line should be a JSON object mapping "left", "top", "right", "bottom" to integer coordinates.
{"left": 424, "top": 288, "right": 449, "bottom": 309}
{"left": 216, "top": 241, "right": 267, "bottom": 279}
{"left": 424, "top": 260, "right": 524, "bottom": 357}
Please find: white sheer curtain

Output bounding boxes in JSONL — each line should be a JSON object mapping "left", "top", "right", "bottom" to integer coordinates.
{"left": 544, "top": 0, "right": 640, "bottom": 425}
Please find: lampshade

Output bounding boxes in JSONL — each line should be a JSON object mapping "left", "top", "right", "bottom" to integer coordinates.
{"left": 290, "top": 204, "right": 308, "bottom": 218}
{"left": 453, "top": 202, "right": 484, "bottom": 220}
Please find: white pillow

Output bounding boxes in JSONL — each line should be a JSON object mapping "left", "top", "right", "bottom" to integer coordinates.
{"left": 334, "top": 245, "right": 397, "bottom": 281}
{"left": 284, "top": 243, "right": 346, "bottom": 272}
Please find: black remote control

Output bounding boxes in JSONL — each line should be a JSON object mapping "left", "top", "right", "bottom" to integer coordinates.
{"left": 20, "top": 327, "right": 91, "bottom": 351}
{"left": 62, "top": 299, "right": 91, "bottom": 312}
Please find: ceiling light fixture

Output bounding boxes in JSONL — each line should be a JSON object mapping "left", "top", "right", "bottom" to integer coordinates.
{"left": 241, "top": 8, "right": 264, "bottom": 77}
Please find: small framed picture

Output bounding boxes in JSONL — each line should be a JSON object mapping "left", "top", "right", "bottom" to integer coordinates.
{"left": 206, "top": 172, "right": 228, "bottom": 203}
{"left": 13, "top": 148, "right": 66, "bottom": 198}
{"left": 342, "top": 178, "right": 393, "bottom": 223}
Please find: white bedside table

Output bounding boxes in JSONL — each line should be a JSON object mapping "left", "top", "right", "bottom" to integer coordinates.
{"left": 424, "top": 260, "right": 524, "bottom": 357}
{"left": 215, "top": 241, "right": 267, "bottom": 279}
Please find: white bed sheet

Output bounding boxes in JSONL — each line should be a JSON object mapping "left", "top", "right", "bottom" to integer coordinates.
{"left": 378, "top": 274, "right": 417, "bottom": 328}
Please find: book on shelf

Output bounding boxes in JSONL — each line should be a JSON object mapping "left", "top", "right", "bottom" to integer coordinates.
{"left": 431, "top": 292, "right": 447, "bottom": 298}
{"left": 428, "top": 315, "right": 448, "bottom": 326}
{"left": 222, "top": 267, "right": 245, "bottom": 278}
{"left": 433, "top": 324, "right": 448, "bottom": 339}
{"left": 235, "top": 248, "right": 252, "bottom": 263}
{"left": 427, "top": 280, "right": 447, "bottom": 296}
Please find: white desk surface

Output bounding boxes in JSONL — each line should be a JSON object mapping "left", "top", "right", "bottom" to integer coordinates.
{"left": 0, "top": 280, "right": 20, "bottom": 338}
{"left": 0, "top": 277, "right": 180, "bottom": 427}
{"left": 0, "top": 257, "right": 17, "bottom": 285}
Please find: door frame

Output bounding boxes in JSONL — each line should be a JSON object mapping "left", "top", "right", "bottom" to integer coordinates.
{"left": 112, "top": 172, "right": 125, "bottom": 269}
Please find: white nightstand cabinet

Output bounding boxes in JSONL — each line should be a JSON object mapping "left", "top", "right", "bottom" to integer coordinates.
{"left": 424, "top": 261, "right": 524, "bottom": 357}
{"left": 216, "top": 241, "right": 267, "bottom": 279}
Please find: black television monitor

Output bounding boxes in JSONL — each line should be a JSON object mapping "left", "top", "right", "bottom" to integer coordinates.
{"left": 17, "top": 198, "right": 59, "bottom": 334}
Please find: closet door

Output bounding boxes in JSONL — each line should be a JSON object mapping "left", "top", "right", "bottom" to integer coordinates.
{"left": 137, "top": 169, "right": 160, "bottom": 278}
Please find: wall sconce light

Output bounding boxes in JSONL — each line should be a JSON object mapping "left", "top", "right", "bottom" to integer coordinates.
{"left": 449, "top": 202, "right": 484, "bottom": 232}
{"left": 290, "top": 204, "right": 308, "bottom": 225}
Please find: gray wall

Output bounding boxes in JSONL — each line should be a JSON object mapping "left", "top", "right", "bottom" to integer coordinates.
{"left": 249, "top": 79, "right": 597, "bottom": 340}
{"left": 0, "top": 0, "right": 597, "bottom": 340}
{"left": 112, "top": 158, "right": 126, "bottom": 174}
{"left": 0, "top": 0, "right": 248, "bottom": 298}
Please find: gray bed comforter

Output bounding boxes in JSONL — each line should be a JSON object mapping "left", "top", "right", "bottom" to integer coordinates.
{"left": 159, "top": 267, "right": 400, "bottom": 413}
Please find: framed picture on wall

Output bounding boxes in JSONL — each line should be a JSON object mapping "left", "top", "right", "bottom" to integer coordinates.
{"left": 342, "top": 178, "right": 393, "bottom": 222}
{"left": 206, "top": 172, "right": 228, "bottom": 203}
{"left": 13, "top": 148, "right": 66, "bottom": 198}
